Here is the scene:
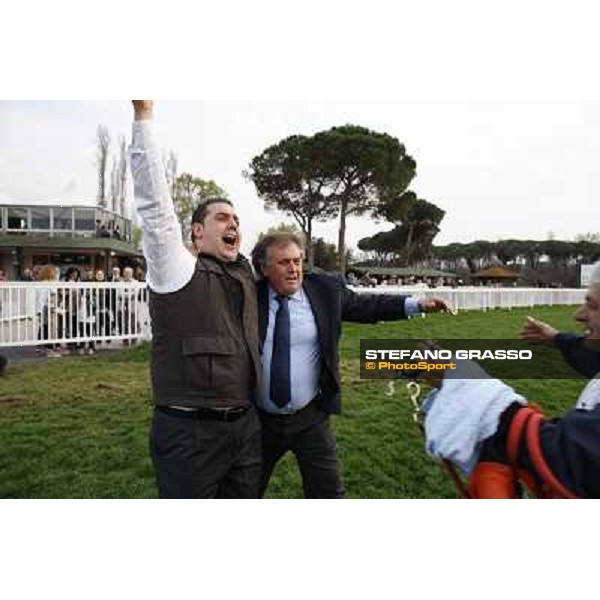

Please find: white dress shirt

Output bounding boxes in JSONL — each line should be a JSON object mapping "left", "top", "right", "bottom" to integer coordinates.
{"left": 130, "top": 120, "right": 195, "bottom": 294}
{"left": 258, "top": 286, "right": 321, "bottom": 414}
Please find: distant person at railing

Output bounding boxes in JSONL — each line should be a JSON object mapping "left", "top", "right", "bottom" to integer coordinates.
{"left": 134, "top": 266, "right": 146, "bottom": 282}
{"left": 63, "top": 267, "right": 83, "bottom": 356}
{"left": 92, "top": 269, "right": 113, "bottom": 342}
{"left": 359, "top": 272, "right": 377, "bottom": 288}
{"left": 113, "top": 225, "right": 122, "bottom": 240}
{"left": 78, "top": 285, "right": 97, "bottom": 356}
{"left": 36, "top": 265, "right": 62, "bottom": 358}
{"left": 109, "top": 267, "right": 121, "bottom": 336}
{"left": 21, "top": 268, "right": 34, "bottom": 282}
{"left": 119, "top": 266, "right": 139, "bottom": 347}
{"left": 32, "top": 265, "right": 42, "bottom": 281}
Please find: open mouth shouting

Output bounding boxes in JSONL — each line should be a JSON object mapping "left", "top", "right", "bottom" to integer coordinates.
{"left": 222, "top": 231, "right": 238, "bottom": 250}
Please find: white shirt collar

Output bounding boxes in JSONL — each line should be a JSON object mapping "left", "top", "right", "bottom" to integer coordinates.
{"left": 268, "top": 284, "right": 304, "bottom": 303}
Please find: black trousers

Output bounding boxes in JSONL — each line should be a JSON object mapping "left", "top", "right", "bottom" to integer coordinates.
{"left": 259, "top": 402, "right": 345, "bottom": 499}
{"left": 150, "top": 406, "right": 262, "bottom": 499}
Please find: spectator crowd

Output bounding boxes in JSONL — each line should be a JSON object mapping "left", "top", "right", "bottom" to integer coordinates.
{"left": 0, "top": 264, "right": 146, "bottom": 358}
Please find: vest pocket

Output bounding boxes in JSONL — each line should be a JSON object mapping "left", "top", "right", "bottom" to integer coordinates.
{"left": 181, "top": 336, "right": 236, "bottom": 391}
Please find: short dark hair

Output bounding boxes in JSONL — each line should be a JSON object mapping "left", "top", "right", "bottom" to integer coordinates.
{"left": 190, "top": 197, "right": 234, "bottom": 244}
{"left": 65, "top": 266, "right": 80, "bottom": 281}
{"left": 251, "top": 230, "right": 306, "bottom": 277}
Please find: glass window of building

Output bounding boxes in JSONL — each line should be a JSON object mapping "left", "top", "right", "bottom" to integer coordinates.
{"left": 54, "top": 207, "right": 73, "bottom": 230}
{"left": 31, "top": 207, "right": 51, "bottom": 230}
{"left": 7, "top": 207, "right": 28, "bottom": 230}
{"left": 74, "top": 208, "right": 95, "bottom": 231}
{"left": 113, "top": 216, "right": 125, "bottom": 239}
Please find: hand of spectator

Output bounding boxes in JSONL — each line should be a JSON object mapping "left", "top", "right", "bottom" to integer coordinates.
{"left": 419, "top": 297, "right": 456, "bottom": 315}
{"left": 132, "top": 100, "right": 154, "bottom": 121}
{"left": 519, "top": 316, "right": 558, "bottom": 343}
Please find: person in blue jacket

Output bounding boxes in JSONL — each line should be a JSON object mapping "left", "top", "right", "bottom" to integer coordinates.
{"left": 521, "top": 315, "right": 600, "bottom": 379}
{"left": 422, "top": 262, "right": 600, "bottom": 498}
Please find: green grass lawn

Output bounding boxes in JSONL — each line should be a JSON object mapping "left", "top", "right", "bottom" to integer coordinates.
{"left": 0, "top": 305, "right": 588, "bottom": 498}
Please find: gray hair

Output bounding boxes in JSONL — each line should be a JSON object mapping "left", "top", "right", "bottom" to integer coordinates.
{"left": 251, "top": 230, "right": 306, "bottom": 277}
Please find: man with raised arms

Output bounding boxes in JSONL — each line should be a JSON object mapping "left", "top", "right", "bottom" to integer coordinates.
{"left": 130, "top": 101, "right": 262, "bottom": 498}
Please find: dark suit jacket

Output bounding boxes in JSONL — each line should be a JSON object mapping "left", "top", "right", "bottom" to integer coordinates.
{"left": 554, "top": 333, "right": 600, "bottom": 378}
{"left": 258, "top": 271, "right": 411, "bottom": 415}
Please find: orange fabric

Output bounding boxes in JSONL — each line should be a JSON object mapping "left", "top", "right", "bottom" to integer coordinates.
{"left": 467, "top": 405, "right": 579, "bottom": 499}
{"left": 438, "top": 405, "right": 578, "bottom": 499}
{"left": 469, "top": 462, "right": 517, "bottom": 498}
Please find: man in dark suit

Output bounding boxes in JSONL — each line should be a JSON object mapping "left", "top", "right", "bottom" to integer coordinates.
{"left": 252, "top": 230, "right": 452, "bottom": 498}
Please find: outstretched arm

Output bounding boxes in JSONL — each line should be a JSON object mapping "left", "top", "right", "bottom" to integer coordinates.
{"left": 418, "top": 297, "right": 455, "bottom": 314}
{"left": 519, "top": 316, "right": 559, "bottom": 342}
{"left": 130, "top": 100, "right": 195, "bottom": 293}
{"left": 520, "top": 316, "right": 600, "bottom": 377}
{"left": 342, "top": 283, "right": 454, "bottom": 323}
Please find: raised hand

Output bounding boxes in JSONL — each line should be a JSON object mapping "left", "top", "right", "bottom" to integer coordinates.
{"left": 519, "top": 316, "right": 558, "bottom": 343}
{"left": 132, "top": 100, "right": 154, "bottom": 120}
{"left": 419, "top": 297, "right": 456, "bottom": 315}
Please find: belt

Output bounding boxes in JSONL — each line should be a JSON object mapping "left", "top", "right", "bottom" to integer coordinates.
{"left": 258, "top": 396, "right": 320, "bottom": 419}
{"left": 156, "top": 404, "right": 252, "bottom": 423}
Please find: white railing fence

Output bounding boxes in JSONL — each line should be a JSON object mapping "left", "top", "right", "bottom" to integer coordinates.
{"left": 0, "top": 282, "right": 150, "bottom": 348}
{"left": 0, "top": 283, "right": 586, "bottom": 348}
{"left": 351, "top": 285, "right": 587, "bottom": 311}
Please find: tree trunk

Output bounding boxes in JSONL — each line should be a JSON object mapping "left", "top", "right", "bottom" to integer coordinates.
{"left": 306, "top": 218, "right": 314, "bottom": 270}
{"left": 337, "top": 196, "right": 348, "bottom": 275}
{"left": 404, "top": 223, "right": 414, "bottom": 267}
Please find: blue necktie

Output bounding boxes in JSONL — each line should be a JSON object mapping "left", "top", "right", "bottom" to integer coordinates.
{"left": 270, "top": 295, "right": 291, "bottom": 408}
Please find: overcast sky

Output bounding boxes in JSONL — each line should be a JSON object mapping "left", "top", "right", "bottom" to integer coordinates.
{"left": 2, "top": 98, "right": 599, "bottom": 254}
{"left": 2, "top": 1, "right": 600, "bottom": 257}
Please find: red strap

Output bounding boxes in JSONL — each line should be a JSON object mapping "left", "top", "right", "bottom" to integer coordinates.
{"left": 525, "top": 412, "right": 578, "bottom": 499}
{"left": 507, "top": 407, "right": 536, "bottom": 465}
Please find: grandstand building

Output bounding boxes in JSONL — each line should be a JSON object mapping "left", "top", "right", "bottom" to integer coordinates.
{"left": 0, "top": 198, "right": 142, "bottom": 278}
